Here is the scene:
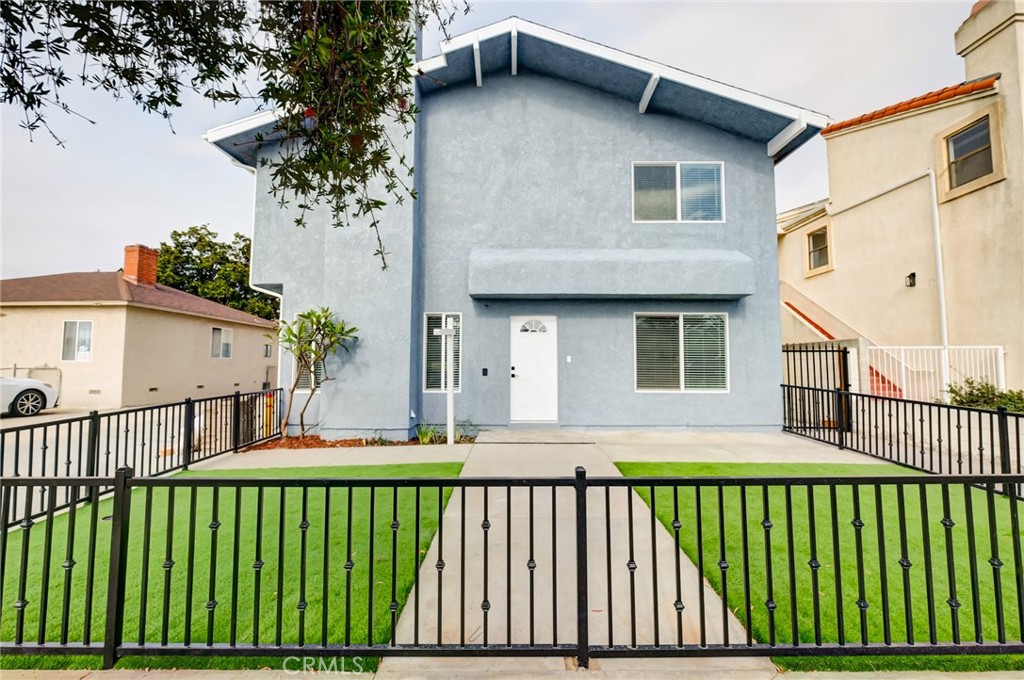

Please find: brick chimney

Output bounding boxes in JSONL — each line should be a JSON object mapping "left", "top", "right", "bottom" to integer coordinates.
{"left": 123, "top": 244, "right": 159, "bottom": 286}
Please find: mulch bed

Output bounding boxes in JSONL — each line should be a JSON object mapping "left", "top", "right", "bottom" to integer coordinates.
{"left": 242, "top": 435, "right": 420, "bottom": 451}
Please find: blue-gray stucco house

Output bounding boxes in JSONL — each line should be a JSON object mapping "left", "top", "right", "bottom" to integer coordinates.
{"left": 205, "top": 18, "right": 830, "bottom": 439}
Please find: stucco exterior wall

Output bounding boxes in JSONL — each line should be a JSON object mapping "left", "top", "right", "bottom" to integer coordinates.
{"left": 120, "top": 307, "right": 277, "bottom": 406}
{"left": 779, "top": 13, "right": 1024, "bottom": 389}
{"left": 0, "top": 305, "right": 127, "bottom": 409}
{"left": 415, "top": 73, "right": 783, "bottom": 430}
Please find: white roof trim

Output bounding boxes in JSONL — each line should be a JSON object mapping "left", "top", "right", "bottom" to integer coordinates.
{"left": 511, "top": 26, "right": 518, "bottom": 76}
{"left": 767, "top": 115, "right": 807, "bottom": 158}
{"left": 203, "top": 110, "right": 279, "bottom": 144}
{"left": 638, "top": 72, "right": 660, "bottom": 114}
{"left": 473, "top": 40, "right": 482, "bottom": 87}
{"left": 417, "top": 17, "right": 830, "bottom": 127}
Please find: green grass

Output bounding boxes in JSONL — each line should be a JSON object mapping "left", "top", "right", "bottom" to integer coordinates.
{"left": 2, "top": 463, "right": 462, "bottom": 671}
{"left": 615, "top": 462, "right": 1024, "bottom": 672}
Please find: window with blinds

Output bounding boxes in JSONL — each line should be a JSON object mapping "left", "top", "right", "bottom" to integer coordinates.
{"left": 635, "top": 313, "right": 728, "bottom": 391}
{"left": 296, "top": 358, "right": 325, "bottom": 390}
{"left": 424, "top": 313, "right": 461, "bottom": 391}
{"left": 633, "top": 162, "right": 724, "bottom": 222}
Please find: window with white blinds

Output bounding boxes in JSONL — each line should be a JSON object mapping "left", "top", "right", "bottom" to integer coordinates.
{"left": 633, "top": 162, "right": 724, "bottom": 222}
{"left": 296, "top": 358, "right": 325, "bottom": 390}
{"left": 424, "top": 313, "right": 461, "bottom": 392}
{"left": 635, "top": 313, "right": 728, "bottom": 391}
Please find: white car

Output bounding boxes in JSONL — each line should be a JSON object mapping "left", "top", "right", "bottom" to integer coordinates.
{"left": 1, "top": 377, "right": 60, "bottom": 417}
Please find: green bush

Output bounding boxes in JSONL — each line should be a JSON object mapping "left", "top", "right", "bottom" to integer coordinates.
{"left": 947, "top": 378, "right": 1024, "bottom": 413}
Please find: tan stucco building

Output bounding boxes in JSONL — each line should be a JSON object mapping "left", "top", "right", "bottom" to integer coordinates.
{"left": 778, "top": 0, "right": 1024, "bottom": 392}
{"left": 1, "top": 245, "right": 278, "bottom": 409}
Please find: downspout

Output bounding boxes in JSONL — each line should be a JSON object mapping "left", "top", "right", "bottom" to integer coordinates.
{"left": 827, "top": 169, "right": 950, "bottom": 401}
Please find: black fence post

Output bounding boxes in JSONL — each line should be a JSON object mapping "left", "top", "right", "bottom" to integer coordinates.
{"left": 574, "top": 466, "right": 590, "bottom": 669}
{"left": 182, "top": 398, "right": 194, "bottom": 471}
{"left": 834, "top": 388, "right": 846, "bottom": 450}
{"left": 997, "top": 406, "right": 1012, "bottom": 473}
{"left": 102, "top": 467, "right": 134, "bottom": 669}
{"left": 231, "top": 391, "right": 242, "bottom": 453}
{"left": 86, "top": 410, "right": 101, "bottom": 504}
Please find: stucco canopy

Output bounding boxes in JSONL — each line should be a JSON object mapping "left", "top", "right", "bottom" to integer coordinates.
{"left": 205, "top": 17, "right": 830, "bottom": 168}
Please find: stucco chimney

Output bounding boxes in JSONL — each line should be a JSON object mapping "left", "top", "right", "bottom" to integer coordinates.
{"left": 123, "top": 244, "right": 159, "bottom": 286}
{"left": 956, "top": 0, "right": 1023, "bottom": 79}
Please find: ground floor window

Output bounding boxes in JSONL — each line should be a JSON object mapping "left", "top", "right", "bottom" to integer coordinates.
{"left": 61, "top": 320, "right": 92, "bottom": 361}
{"left": 424, "top": 313, "right": 461, "bottom": 392}
{"left": 296, "top": 358, "right": 324, "bottom": 390}
{"left": 635, "top": 313, "right": 728, "bottom": 392}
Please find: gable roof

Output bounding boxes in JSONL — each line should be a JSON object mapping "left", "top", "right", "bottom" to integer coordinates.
{"left": 0, "top": 271, "right": 277, "bottom": 329}
{"left": 205, "top": 17, "right": 830, "bottom": 167}
{"left": 821, "top": 74, "right": 1000, "bottom": 136}
{"left": 776, "top": 198, "right": 829, "bottom": 234}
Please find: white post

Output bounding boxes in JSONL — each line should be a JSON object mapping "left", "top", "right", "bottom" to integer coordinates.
{"left": 433, "top": 319, "right": 457, "bottom": 446}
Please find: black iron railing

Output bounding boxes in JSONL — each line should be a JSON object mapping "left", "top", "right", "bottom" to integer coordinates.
{"left": 782, "top": 343, "right": 851, "bottom": 393}
{"left": 782, "top": 384, "right": 1022, "bottom": 480}
{"left": 2, "top": 468, "right": 1021, "bottom": 668}
{"left": 0, "top": 389, "right": 283, "bottom": 525}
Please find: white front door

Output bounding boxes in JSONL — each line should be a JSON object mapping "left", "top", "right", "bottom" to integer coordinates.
{"left": 510, "top": 316, "right": 558, "bottom": 422}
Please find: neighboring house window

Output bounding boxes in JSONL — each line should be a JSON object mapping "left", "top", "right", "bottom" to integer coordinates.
{"left": 61, "top": 321, "right": 92, "bottom": 361}
{"left": 264, "top": 343, "right": 273, "bottom": 358}
{"left": 296, "top": 358, "right": 324, "bottom": 390}
{"left": 635, "top": 313, "right": 728, "bottom": 391}
{"left": 424, "top": 313, "right": 461, "bottom": 392}
{"left": 947, "top": 116, "right": 992, "bottom": 189}
{"left": 211, "top": 327, "right": 233, "bottom": 358}
{"left": 633, "top": 162, "right": 724, "bottom": 222}
{"left": 936, "top": 104, "right": 1005, "bottom": 202}
{"left": 807, "top": 227, "right": 830, "bottom": 272}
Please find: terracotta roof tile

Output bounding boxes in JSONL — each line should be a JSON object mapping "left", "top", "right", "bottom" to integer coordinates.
{"left": 0, "top": 271, "right": 276, "bottom": 328}
{"left": 821, "top": 74, "right": 1000, "bottom": 136}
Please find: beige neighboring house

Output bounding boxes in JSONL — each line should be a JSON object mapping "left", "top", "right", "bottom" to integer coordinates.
{"left": 778, "top": 0, "right": 1024, "bottom": 398}
{"left": 0, "top": 245, "right": 278, "bottom": 410}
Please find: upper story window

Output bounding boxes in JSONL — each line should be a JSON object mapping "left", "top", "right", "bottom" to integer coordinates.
{"left": 947, "top": 116, "right": 992, "bottom": 188}
{"left": 807, "top": 226, "right": 831, "bottom": 275}
{"left": 61, "top": 320, "right": 92, "bottom": 361}
{"left": 211, "top": 327, "right": 233, "bottom": 359}
{"left": 936, "top": 103, "right": 1005, "bottom": 202}
{"left": 633, "top": 162, "right": 724, "bottom": 223}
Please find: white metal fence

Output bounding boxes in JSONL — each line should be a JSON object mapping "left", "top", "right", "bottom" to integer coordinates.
{"left": 865, "top": 346, "right": 1006, "bottom": 403}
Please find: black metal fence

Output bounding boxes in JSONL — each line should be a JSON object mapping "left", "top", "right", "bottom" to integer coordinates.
{"left": 1, "top": 389, "right": 283, "bottom": 526}
{"left": 782, "top": 343, "right": 851, "bottom": 393}
{"left": 2, "top": 468, "right": 1021, "bottom": 668}
{"left": 783, "top": 384, "right": 1022, "bottom": 480}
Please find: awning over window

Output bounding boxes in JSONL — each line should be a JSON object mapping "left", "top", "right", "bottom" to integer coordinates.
{"left": 467, "top": 248, "right": 755, "bottom": 300}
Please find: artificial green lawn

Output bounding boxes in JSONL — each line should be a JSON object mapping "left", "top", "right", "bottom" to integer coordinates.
{"left": 1, "top": 463, "right": 462, "bottom": 671}
{"left": 616, "top": 462, "right": 1024, "bottom": 673}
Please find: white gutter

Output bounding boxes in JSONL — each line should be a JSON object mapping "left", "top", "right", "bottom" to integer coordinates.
{"left": 827, "top": 170, "right": 951, "bottom": 400}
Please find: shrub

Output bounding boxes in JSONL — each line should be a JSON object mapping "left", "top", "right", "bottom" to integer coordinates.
{"left": 947, "top": 378, "right": 1024, "bottom": 413}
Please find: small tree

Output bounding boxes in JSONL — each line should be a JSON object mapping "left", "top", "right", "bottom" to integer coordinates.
{"left": 276, "top": 307, "right": 358, "bottom": 436}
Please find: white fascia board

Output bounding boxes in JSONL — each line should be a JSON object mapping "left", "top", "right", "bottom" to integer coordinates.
{"left": 638, "top": 72, "right": 660, "bottom": 114}
{"left": 767, "top": 115, "right": 807, "bottom": 158}
{"left": 203, "top": 109, "right": 279, "bottom": 144}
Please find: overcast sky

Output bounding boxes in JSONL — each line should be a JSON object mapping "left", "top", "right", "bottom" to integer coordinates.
{"left": 1, "top": 0, "right": 975, "bottom": 280}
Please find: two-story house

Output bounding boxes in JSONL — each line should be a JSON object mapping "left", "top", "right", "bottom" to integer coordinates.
{"left": 778, "top": 0, "right": 1024, "bottom": 398}
{"left": 206, "top": 18, "right": 828, "bottom": 438}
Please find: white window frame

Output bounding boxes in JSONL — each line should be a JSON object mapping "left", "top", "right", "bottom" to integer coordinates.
{"left": 423, "top": 312, "right": 462, "bottom": 394}
{"left": 211, "top": 327, "right": 233, "bottom": 359}
{"left": 264, "top": 343, "right": 273, "bottom": 358}
{"left": 631, "top": 161, "right": 726, "bottom": 224}
{"left": 633, "top": 312, "right": 730, "bottom": 393}
{"left": 60, "top": 320, "right": 93, "bottom": 362}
